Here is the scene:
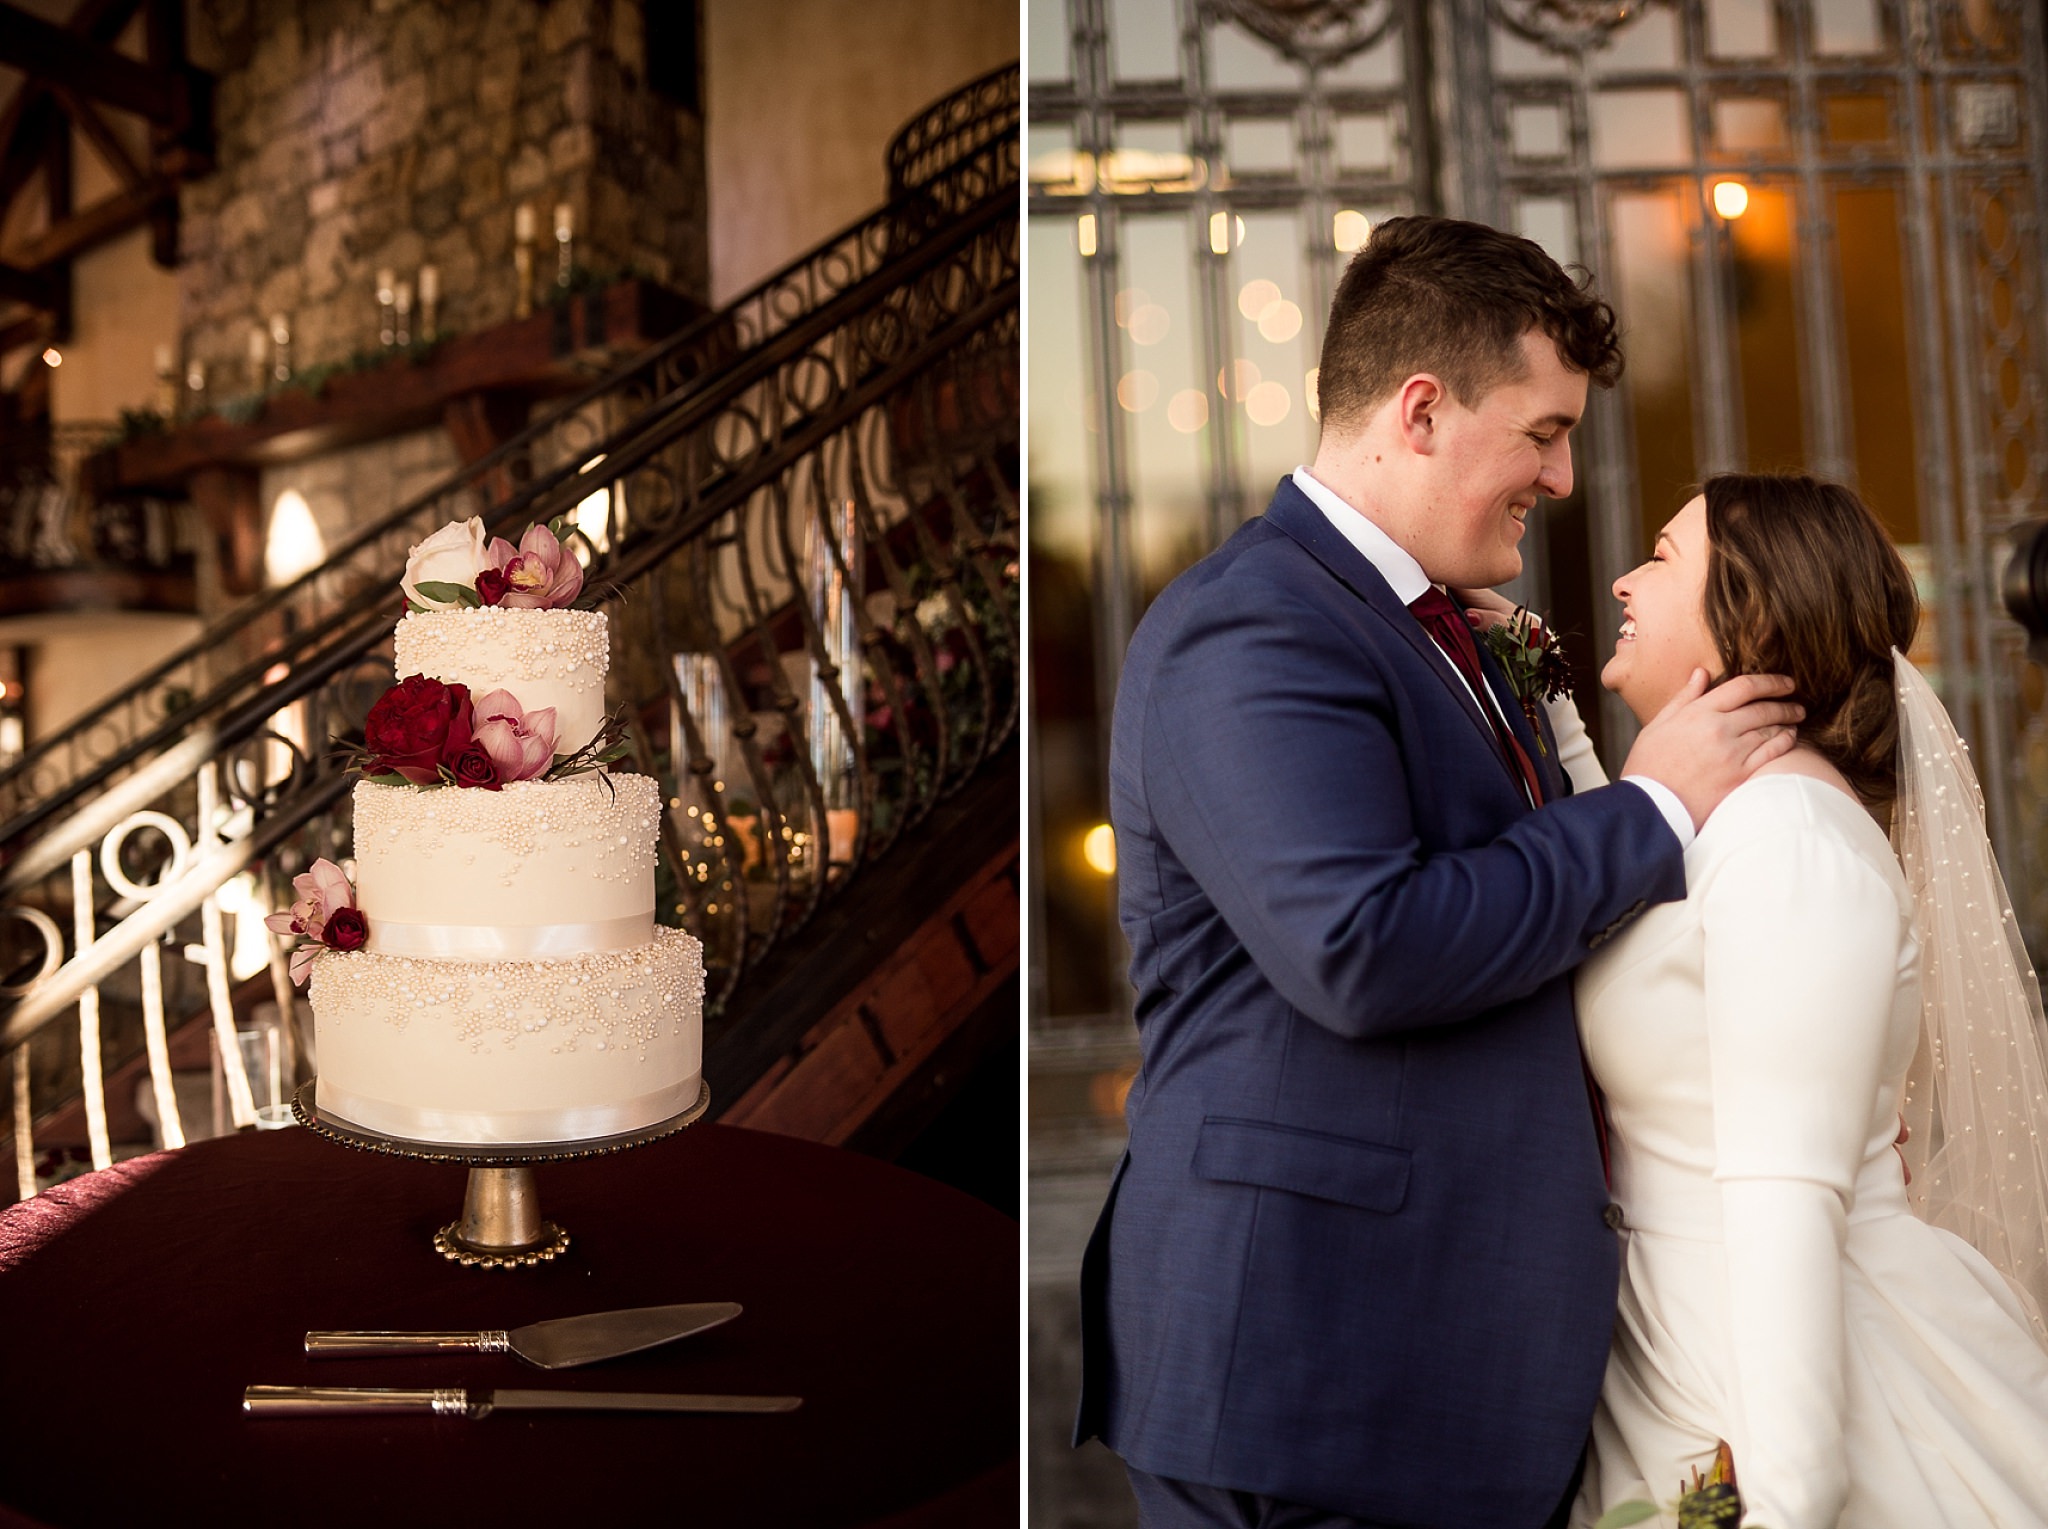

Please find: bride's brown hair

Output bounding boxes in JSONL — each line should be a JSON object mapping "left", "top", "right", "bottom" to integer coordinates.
{"left": 1700, "top": 473, "right": 1920, "bottom": 815}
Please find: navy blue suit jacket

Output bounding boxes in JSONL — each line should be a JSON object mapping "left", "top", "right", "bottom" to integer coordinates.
{"left": 1076, "top": 479, "right": 1688, "bottom": 1527}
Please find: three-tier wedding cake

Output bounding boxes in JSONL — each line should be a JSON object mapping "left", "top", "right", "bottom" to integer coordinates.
{"left": 274, "top": 517, "right": 704, "bottom": 1146}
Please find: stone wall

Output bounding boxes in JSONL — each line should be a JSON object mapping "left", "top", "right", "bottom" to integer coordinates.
{"left": 180, "top": 0, "right": 706, "bottom": 388}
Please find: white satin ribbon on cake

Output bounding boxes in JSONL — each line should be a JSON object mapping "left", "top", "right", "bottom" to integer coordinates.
{"left": 316, "top": 1074, "right": 703, "bottom": 1146}
{"left": 365, "top": 913, "right": 653, "bottom": 959}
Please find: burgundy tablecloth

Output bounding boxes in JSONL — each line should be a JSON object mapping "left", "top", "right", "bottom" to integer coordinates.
{"left": 0, "top": 1122, "right": 1016, "bottom": 1527}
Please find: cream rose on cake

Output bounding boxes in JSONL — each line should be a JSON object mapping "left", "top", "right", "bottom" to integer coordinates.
{"left": 401, "top": 517, "right": 492, "bottom": 611}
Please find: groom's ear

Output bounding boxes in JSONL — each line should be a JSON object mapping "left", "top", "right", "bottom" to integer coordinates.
{"left": 1395, "top": 373, "right": 1447, "bottom": 454}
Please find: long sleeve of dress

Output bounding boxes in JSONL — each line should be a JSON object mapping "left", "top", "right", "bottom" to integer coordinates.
{"left": 1699, "top": 824, "right": 1902, "bottom": 1529}
{"left": 1544, "top": 693, "right": 1608, "bottom": 795}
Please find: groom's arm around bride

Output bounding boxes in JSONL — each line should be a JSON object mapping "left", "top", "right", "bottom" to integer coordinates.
{"left": 1075, "top": 216, "right": 1801, "bottom": 1529}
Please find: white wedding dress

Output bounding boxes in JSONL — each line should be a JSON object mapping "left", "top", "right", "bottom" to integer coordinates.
{"left": 1567, "top": 773, "right": 2048, "bottom": 1529}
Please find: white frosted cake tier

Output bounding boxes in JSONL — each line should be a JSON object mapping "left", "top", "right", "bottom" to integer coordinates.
{"left": 395, "top": 606, "right": 610, "bottom": 753}
{"left": 352, "top": 772, "right": 659, "bottom": 958}
{"left": 310, "top": 926, "right": 705, "bottom": 1145}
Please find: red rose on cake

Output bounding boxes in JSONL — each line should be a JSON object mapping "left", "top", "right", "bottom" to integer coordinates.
{"left": 364, "top": 674, "right": 474, "bottom": 784}
{"left": 264, "top": 857, "right": 367, "bottom": 986}
{"left": 449, "top": 740, "right": 502, "bottom": 790}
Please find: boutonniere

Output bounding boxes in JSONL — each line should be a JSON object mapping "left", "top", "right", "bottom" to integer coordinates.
{"left": 1478, "top": 606, "right": 1573, "bottom": 756}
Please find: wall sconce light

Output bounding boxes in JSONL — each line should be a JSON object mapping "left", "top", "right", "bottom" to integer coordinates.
{"left": 1712, "top": 180, "right": 1750, "bottom": 220}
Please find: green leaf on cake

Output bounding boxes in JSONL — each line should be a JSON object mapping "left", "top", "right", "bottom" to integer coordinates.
{"left": 412, "top": 580, "right": 483, "bottom": 608}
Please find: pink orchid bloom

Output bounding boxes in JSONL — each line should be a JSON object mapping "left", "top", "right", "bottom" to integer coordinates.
{"left": 264, "top": 857, "right": 360, "bottom": 986}
{"left": 488, "top": 523, "right": 584, "bottom": 610}
{"left": 470, "top": 689, "right": 559, "bottom": 783}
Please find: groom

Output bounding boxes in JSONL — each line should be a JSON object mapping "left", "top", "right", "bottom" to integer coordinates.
{"left": 1075, "top": 217, "right": 1802, "bottom": 1528}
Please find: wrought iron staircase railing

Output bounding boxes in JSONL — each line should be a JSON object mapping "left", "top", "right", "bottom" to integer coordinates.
{"left": 0, "top": 63, "right": 1018, "bottom": 1198}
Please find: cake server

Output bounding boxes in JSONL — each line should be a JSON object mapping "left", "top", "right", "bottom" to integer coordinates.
{"left": 245, "top": 1385, "right": 801, "bottom": 1418}
{"left": 303, "top": 1300, "right": 742, "bottom": 1368}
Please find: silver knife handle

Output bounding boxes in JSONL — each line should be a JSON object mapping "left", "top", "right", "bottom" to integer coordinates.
{"left": 244, "top": 1386, "right": 475, "bottom": 1417}
{"left": 304, "top": 1330, "right": 511, "bottom": 1357}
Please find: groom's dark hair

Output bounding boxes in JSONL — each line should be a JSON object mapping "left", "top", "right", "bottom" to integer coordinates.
{"left": 1316, "top": 215, "right": 1622, "bottom": 434}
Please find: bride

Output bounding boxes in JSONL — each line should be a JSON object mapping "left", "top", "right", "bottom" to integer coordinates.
{"left": 1551, "top": 474, "right": 2048, "bottom": 1528}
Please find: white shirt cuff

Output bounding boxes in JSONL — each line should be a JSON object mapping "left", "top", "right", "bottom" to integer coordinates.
{"left": 1622, "top": 775, "right": 1696, "bottom": 850}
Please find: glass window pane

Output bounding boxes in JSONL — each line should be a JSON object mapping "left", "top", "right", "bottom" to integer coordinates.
{"left": 1337, "top": 113, "right": 1394, "bottom": 174}
{"left": 1029, "top": 123, "right": 1090, "bottom": 198}
{"left": 1824, "top": 91, "right": 1895, "bottom": 146}
{"left": 1224, "top": 117, "right": 1296, "bottom": 176}
{"left": 1110, "top": 0, "right": 1182, "bottom": 81}
{"left": 1517, "top": 196, "right": 1578, "bottom": 267}
{"left": 1722, "top": 180, "right": 1806, "bottom": 471}
{"left": 1814, "top": 0, "right": 1885, "bottom": 55}
{"left": 1105, "top": 119, "right": 1202, "bottom": 194}
{"left": 1323, "top": 33, "right": 1402, "bottom": 87}
{"left": 1491, "top": 21, "right": 1571, "bottom": 78}
{"left": 1609, "top": 189, "right": 1701, "bottom": 548}
{"left": 1952, "top": 0, "right": 2016, "bottom": 56}
{"left": 1027, "top": 219, "right": 1099, "bottom": 576}
{"left": 1594, "top": 6, "right": 1680, "bottom": 71}
{"left": 1706, "top": 0, "right": 1777, "bottom": 58}
{"left": 1029, "top": 0, "right": 1073, "bottom": 83}
{"left": 1209, "top": 19, "right": 1300, "bottom": 90}
{"left": 1715, "top": 95, "right": 1787, "bottom": 153}
{"left": 1590, "top": 90, "right": 1693, "bottom": 169}
{"left": 1832, "top": 183, "right": 1922, "bottom": 547}
{"left": 1232, "top": 211, "right": 1319, "bottom": 502}
{"left": 1510, "top": 101, "right": 1568, "bottom": 162}
{"left": 1120, "top": 215, "right": 1213, "bottom": 607}
{"left": 1028, "top": 214, "right": 1115, "bottom": 1021}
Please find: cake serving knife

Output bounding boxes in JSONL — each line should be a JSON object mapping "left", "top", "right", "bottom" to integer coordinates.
{"left": 245, "top": 1386, "right": 801, "bottom": 1417}
{"left": 304, "top": 1300, "right": 742, "bottom": 1369}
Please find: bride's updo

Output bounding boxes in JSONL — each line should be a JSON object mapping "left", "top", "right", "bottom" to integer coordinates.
{"left": 1699, "top": 473, "right": 1920, "bottom": 815}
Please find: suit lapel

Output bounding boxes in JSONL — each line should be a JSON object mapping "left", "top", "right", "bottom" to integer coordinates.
{"left": 1262, "top": 483, "right": 1501, "bottom": 746}
{"left": 1262, "top": 480, "right": 1516, "bottom": 775}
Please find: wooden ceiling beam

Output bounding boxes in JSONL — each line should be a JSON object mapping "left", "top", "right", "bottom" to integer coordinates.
{"left": 0, "top": 313, "right": 48, "bottom": 357}
{"left": 0, "top": 263, "right": 53, "bottom": 309}
{"left": 0, "top": 2, "right": 183, "bottom": 126}
{"left": 0, "top": 0, "right": 142, "bottom": 147}
{"left": 51, "top": 85, "right": 146, "bottom": 190}
{"left": 0, "top": 94, "right": 58, "bottom": 224}
{"left": 17, "top": 177, "right": 168, "bottom": 268}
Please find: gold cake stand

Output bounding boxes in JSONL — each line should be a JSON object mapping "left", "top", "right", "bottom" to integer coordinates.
{"left": 292, "top": 1079, "right": 711, "bottom": 1269}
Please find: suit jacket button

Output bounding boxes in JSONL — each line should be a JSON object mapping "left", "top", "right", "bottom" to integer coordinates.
{"left": 1602, "top": 1203, "right": 1626, "bottom": 1231}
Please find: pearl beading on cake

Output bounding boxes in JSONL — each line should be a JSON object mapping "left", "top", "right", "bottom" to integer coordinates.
{"left": 312, "top": 926, "right": 705, "bottom": 1057}
{"left": 395, "top": 606, "right": 610, "bottom": 685}
{"left": 353, "top": 773, "right": 660, "bottom": 890}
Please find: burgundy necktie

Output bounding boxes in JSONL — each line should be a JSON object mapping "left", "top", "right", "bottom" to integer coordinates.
{"left": 1410, "top": 588, "right": 1608, "bottom": 1183}
{"left": 1408, "top": 586, "right": 1544, "bottom": 809}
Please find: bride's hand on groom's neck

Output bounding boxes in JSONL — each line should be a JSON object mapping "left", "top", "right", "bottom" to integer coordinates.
{"left": 1620, "top": 667, "right": 1804, "bottom": 832}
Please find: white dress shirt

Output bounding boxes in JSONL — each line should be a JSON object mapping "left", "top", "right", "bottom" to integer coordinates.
{"left": 1290, "top": 466, "right": 1693, "bottom": 848}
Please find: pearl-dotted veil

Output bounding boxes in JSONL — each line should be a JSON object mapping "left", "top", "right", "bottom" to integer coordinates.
{"left": 1891, "top": 650, "right": 2048, "bottom": 1338}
